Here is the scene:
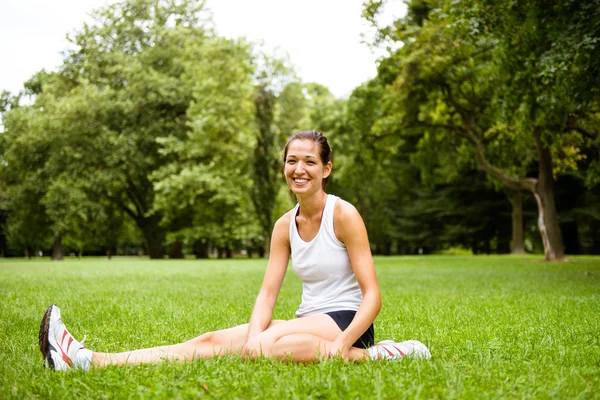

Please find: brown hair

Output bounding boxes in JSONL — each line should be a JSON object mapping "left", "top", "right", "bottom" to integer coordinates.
{"left": 282, "top": 130, "right": 332, "bottom": 188}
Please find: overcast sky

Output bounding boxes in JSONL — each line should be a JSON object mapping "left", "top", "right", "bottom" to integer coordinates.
{"left": 0, "top": 0, "right": 405, "bottom": 98}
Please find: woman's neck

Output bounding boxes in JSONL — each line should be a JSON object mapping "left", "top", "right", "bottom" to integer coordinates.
{"left": 296, "top": 191, "right": 328, "bottom": 219}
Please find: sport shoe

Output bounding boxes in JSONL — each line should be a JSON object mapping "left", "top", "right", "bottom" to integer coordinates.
{"left": 39, "top": 304, "right": 92, "bottom": 371}
{"left": 368, "top": 340, "right": 432, "bottom": 360}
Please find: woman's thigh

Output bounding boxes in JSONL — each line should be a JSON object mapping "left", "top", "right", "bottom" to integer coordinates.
{"left": 253, "top": 314, "right": 342, "bottom": 344}
{"left": 188, "top": 320, "right": 287, "bottom": 348}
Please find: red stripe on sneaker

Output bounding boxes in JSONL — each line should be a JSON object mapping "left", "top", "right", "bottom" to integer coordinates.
{"left": 380, "top": 345, "right": 395, "bottom": 357}
{"left": 59, "top": 330, "right": 74, "bottom": 367}
{"left": 60, "top": 347, "right": 73, "bottom": 367}
{"left": 391, "top": 345, "right": 405, "bottom": 357}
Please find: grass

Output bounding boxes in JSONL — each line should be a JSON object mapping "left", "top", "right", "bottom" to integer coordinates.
{"left": 1, "top": 255, "right": 599, "bottom": 399}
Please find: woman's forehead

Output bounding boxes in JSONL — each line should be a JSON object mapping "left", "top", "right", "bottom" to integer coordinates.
{"left": 287, "top": 140, "right": 318, "bottom": 157}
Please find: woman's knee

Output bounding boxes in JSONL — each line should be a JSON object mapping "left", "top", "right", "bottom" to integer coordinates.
{"left": 186, "top": 324, "right": 250, "bottom": 354}
{"left": 186, "top": 331, "right": 215, "bottom": 345}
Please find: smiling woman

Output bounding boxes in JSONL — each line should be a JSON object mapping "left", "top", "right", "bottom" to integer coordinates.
{"left": 39, "top": 130, "right": 431, "bottom": 370}
{"left": 283, "top": 131, "right": 332, "bottom": 192}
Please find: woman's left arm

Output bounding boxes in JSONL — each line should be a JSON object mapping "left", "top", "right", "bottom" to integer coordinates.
{"left": 329, "top": 200, "right": 381, "bottom": 359}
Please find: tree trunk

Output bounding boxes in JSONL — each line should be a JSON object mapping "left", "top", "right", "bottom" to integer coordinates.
{"left": 251, "top": 84, "right": 279, "bottom": 261}
{"left": 169, "top": 239, "right": 184, "bottom": 259}
{"left": 137, "top": 217, "right": 164, "bottom": 259}
{"left": 193, "top": 240, "right": 209, "bottom": 259}
{"left": 533, "top": 126, "right": 565, "bottom": 261}
{"left": 468, "top": 123, "right": 564, "bottom": 260}
{"left": 51, "top": 236, "right": 64, "bottom": 260}
{"left": 143, "top": 232, "right": 164, "bottom": 259}
{"left": 508, "top": 190, "right": 525, "bottom": 254}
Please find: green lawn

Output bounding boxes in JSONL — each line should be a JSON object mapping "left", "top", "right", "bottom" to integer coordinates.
{"left": 1, "top": 255, "right": 599, "bottom": 399}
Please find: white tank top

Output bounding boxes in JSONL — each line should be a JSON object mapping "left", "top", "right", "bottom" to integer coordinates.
{"left": 289, "top": 194, "right": 363, "bottom": 317}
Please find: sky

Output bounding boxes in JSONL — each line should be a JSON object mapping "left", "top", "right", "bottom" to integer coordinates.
{"left": 0, "top": 0, "right": 406, "bottom": 99}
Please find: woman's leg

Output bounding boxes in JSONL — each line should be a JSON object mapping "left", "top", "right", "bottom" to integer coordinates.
{"left": 92, "top": 321, "right": 286, "bottom": 367}
{"left": 268, "top": 334, "right": 369, "bottom": 362}
{"left": 42, "top": 305, "right": 370, "bottom": 369}
{"left": 242, "top": 314, "right": 369, "bottom": 362}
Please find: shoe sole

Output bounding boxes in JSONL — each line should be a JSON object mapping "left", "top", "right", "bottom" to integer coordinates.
{"left": 39, "top": 304, "right": 70, "bottom": 370}
{"left": 39, "top": 304, "right": 55, "bottom": 369}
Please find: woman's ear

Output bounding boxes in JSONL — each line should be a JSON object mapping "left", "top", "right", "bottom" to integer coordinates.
{"left": 323, "top": 161, "right": 333, "bottom": 179}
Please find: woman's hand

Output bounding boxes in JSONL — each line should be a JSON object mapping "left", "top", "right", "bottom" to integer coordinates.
{"left": 326, "top": 339, "right": 351, "bottom": 361}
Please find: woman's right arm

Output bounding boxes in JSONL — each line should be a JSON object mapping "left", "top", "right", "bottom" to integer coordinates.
{"left": 246, "top": 213, "right": 291, "bottom": 341}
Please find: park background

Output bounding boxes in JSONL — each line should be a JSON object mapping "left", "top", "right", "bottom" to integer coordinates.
{"left": 0, "top": 0, "right": 599, "bottom": 398}
{"left": 0, "top": 0, "right": 598, "bottom": 261}
{"left": 0, "top": 1, "right": 600, "bottom": 260}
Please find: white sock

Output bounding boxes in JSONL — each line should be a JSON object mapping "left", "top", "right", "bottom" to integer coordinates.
{"left": 75, "top": 348, "right": 93, "bottom": 371}
{"left": 367, "top": 346, "right": 384, "bottom": 361}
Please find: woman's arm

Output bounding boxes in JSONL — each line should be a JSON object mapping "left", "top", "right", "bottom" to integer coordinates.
{"left": 246, "top": 213, "right": 291, "bottom": 341}
{"left": 330, "top": 200, "right": 381, "bottom": 358}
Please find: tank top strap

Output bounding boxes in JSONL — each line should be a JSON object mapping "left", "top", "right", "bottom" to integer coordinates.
{"left": 323, "top": 194, "right": 342, "bottom": 244}
{"left": 324, "top": 194, "right": 339, "bottom": 219}
{"left": 289, "top": 202, "right": 300, "bottom": 241}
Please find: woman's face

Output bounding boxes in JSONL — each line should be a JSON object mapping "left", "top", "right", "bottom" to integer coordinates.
{"left": 283, "top": 139, "right": 332, "bottom": 196}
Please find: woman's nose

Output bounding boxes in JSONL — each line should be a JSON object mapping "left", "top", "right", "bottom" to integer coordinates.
{"left": 294, "top": 161, "right": 305, "bottom": 172}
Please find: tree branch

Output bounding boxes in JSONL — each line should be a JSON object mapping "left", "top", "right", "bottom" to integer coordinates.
{"left": 565, "top": 116, "right": 599, "bottom": 139}
{"left": 104, "top": 193, "right": 138, "bottom": 220}
{"left": 463, "top": 126, "right": 537, "bottom": 192}
{"left": 125, "top": 175, "right": 149, "bottom": 217}
{"left": 439, "top": 82, "right": 474, "bottom": 122}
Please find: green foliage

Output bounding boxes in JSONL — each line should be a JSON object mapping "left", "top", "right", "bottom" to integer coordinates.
{"left": 1, "top": 256, "right": 599, "bottom": 398}
{"left": 152, "top": 35, "right": 260, "bottom": 252}
{"left": 275, "top": 82, "right": 308, "bottom": 138}
{"left": 248, "top": 53, "right": 298, "bottom": 253}
{"left": 0, "top": 0, "right": 291, "bottom": 257}
{"left": 1, "top": 0, "right": 215, "bottom": 257}
{"left": 1, "top": 0, "right": 599, "bottom": 257}
{"left": 391, "top": 173, "right": 512, "bottom": 254}
{"left": 1, "top": 0, "right": 347, "bottom": 258}
{"left": 359, "top": 0, "right": 600, "bottom": 258}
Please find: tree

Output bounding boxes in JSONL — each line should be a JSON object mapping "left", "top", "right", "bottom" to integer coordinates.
{"left": 362, "top": 0, "right": 600, "bottom": 260}
{"left": 151, "top": 36, "right": 260, "bottom": 258}
{"left": 1, "top": 0, "right": 249, "bottom": 258}
{"left": 249, "top": 54, "right": 298, "bottom": 257}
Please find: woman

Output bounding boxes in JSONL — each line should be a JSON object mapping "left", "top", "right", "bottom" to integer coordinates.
{"left": 39, "top": 130, "right": 431, "bottom": 371}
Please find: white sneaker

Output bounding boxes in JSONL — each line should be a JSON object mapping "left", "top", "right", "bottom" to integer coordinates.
{"left": 39, "top": 305, "right": 92, "bottom": 371}
{"left": 368, "top": 340, "right": 432, "bottom": 360}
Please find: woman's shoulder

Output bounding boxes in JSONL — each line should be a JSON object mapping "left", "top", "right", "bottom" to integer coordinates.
{"left": 273, "top": 209, "right": 295, "bottom": 232}
{"left": 333, "top": 197, "right": 360, "bottom": 220}
{"left": 332, "top": 197, "right": 365, "bottom": 241}
{"left": 270, "top": 210, "right": 295, "bottom": 247}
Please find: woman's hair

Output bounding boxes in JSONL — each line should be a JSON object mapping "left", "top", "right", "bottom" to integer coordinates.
{"left": 282, "top": 130, "right": 332, "bottom": 188}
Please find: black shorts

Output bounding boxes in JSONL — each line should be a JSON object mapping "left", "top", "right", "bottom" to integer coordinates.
{"left": 325, "top": 310, "right": 375, "bottom": 349}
